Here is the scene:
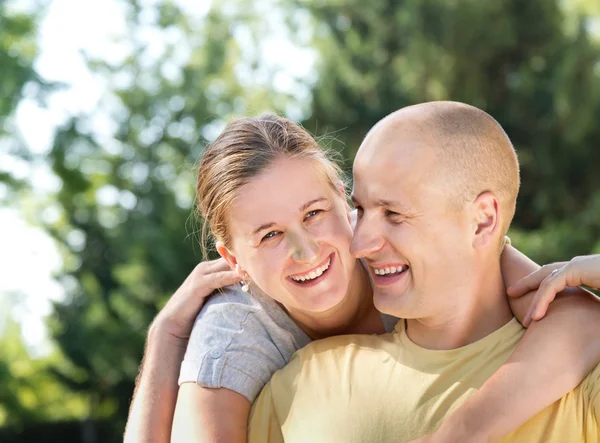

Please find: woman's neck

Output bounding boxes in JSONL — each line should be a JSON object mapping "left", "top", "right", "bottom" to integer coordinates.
{"left": 289, "top": 260, "right": 386, "bottom": 340}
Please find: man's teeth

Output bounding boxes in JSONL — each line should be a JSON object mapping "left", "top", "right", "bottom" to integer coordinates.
{"left": 291, "top": 259, "right": 331, "bottom": 282}
{"left": 373, "top": 265, "right": 408, "bottom": 276}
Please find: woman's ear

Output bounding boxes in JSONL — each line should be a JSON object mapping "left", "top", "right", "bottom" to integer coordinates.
{"left": 471, "top": 191, "right": 500, "bottom": 249}
{"left": 216, "top": 241, "right": 238, "bottom": 272}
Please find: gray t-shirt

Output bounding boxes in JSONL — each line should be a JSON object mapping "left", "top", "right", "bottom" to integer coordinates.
{"left": 179, "top": 285, "right": 399, "bottom": 402}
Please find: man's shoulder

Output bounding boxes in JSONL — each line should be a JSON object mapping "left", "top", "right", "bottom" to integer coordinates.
{"left": 582, "top": 360, "right": 600, "bottom": 401}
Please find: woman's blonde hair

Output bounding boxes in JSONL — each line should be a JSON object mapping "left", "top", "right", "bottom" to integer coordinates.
{"left": 196, "top": 114, "right": 346, "bottom": 257}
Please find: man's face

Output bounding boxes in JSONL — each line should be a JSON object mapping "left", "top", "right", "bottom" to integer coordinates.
{"left": 350, "top": 124, "right": 475, "bottom": 320}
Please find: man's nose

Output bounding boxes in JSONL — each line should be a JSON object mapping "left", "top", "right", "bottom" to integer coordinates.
{"left": 350, "top": 217, "right": 385, "bottom": 259}
{"left": 289, "top": 231, "right": 320, "bottom": 264}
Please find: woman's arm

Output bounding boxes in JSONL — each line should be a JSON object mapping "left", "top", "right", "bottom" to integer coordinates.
{"left": 507, "top": 254, "right": 600, "bottom": 322}
{"left": 500, "top": 244, "right": 542, "bottom": 326}
{"left": 412, "top": 247, "right": 600, "bottom": 442}
{"left": 171, "top": 385, "right": 250, "bottom": 443}
{"left": 124, "top": 325, "right": 186, "bottom": 443}
{"left": 169, "top": 286, "right": 306, "bottom": 443}
{"left": 123, "top": 259, "right": 241, "bottom": 443}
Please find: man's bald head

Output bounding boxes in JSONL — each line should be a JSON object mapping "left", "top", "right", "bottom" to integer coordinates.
{"left": 357, "top": 101, "right": 520, "bottom": 234}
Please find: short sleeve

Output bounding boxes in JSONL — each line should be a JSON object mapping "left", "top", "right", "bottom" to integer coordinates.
{"left": 179, "top": 287, "right": 305, "bottom": 402}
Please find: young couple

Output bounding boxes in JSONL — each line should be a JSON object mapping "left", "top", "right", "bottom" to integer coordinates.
{"left": 125, "top": 102, "right": 600, "bottom": 442}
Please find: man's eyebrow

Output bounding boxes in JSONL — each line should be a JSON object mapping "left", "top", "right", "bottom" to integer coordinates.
{"left": 375, "top": 198, "right": 402, "bottom": 208}
{"left": 351, "top": 195, "right": 409, "bottom": 211}
{"left": 299, "top": 197, "right": 328, "bottom": 212}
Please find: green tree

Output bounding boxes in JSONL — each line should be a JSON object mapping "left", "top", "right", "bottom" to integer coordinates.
{"left": 0, "top": 314, "right": 87, "bottom": 428}
{"left": 0, "top": 1, "right": 38, "bottom": 198}
{"left": 0, "top": 1, "right": 80, "bottom": 431}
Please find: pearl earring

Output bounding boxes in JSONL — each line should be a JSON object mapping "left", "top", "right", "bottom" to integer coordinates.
{"left": 241, "top": 279, "right": 250, "bottom": 292}
{"left": 238, "top": 268, "right": 251, "bottom": 293}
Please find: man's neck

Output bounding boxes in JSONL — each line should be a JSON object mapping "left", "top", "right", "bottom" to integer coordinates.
{"left": 405, "top": 265, "right": 513, "bottom": 350}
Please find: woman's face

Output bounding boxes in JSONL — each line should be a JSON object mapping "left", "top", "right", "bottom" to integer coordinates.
{"left": 222, "top": 157, "right": 357, "bottom": 316}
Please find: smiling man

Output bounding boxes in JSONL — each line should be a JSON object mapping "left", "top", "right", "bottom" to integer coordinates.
{"left": 247, "top": 102, "right": 600, "bottom": 442}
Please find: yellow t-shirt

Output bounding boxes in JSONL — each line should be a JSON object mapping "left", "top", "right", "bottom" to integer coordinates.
{"left": 248, "top": 318, "right": 600, "bottom": 442}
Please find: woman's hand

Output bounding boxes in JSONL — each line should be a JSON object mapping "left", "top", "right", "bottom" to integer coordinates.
{"left": 507, "top": 254, "right": 600, "bottom": 326}
{"left": 150, "top": 258, "right": 242, "bottom": 342}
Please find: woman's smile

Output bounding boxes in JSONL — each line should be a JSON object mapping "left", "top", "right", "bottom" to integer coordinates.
{"left": 288, "top": 253, "right": 335, "bottom": 287}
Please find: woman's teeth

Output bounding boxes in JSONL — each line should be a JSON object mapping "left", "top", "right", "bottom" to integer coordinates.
{"left": 290, "top": 258, "right": 331, "bottom": 282}
{"left": 373, "top": 265, "right": 408, "bottom": 276}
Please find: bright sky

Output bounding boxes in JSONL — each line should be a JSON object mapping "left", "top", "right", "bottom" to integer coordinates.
{"left": 1, "top": 0, "right": 315, "bottom": 355}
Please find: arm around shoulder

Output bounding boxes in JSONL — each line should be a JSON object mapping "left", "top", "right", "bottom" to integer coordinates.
{"left": 429, "top": 250, "right": 600, "bottom": 442}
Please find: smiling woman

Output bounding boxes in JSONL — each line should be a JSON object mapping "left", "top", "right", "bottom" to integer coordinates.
{"left": 218, "top": 157, "right": 367, "bottom": 320}
{"left": 193, "top": 116, "right": 385, "bottom": 338}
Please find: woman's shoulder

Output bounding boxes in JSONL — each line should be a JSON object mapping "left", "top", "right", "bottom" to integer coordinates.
{"left": 198, "top": 285, "right": 302, "bottom": 336}
{"left": 179, "top": 284, "right": 311, "bottom": 402}
{"left": 203, "top": 284, "right": 263, "bottom": 309}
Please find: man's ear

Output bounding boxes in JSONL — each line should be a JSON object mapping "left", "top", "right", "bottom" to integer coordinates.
{"left": 216, "top": 241, "right": 240, "bottom": 274}
{"left": 472, "top": 191, "right": 500, "bottom": 249}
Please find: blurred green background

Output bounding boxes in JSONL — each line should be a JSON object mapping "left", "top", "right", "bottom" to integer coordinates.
{"left": 1, "top": 0, "right": 599, "bottom": 441}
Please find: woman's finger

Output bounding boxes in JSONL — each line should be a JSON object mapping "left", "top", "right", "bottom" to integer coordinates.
{"left": 201, "top": 257, "right": 232, "bottom": 274}
{"left": 210, "top": 270, "right": 243, "bottom": 290}
{"left": 507, "top": 262, "right": 566, "bottom": 298}
{"left": 527, "top": 266, "right": 568, "bottom": 322}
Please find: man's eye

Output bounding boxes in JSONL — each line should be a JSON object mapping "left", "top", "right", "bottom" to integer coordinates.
{"left": 355, "top": 206, "right": 364, "bottom": 218}
{"left": 385, "top": 210, "right": 403, "bottom": 222}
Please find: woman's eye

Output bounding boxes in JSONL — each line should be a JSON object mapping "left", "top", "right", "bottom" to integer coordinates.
{"left": 262, "top": 231, "right": 279, "bottom": 241}
{"left": 305, "top": 209, "right": 323, "bottom": 219}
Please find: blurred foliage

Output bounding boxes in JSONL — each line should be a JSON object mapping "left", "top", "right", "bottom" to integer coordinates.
{"left": 0, "top": 0, "right": 37, "bottom": 199}
{"left": 1, "top": 0, "right": 600, "bottom": 441}
{"left": 0, "top": 1, "right": 37, "bottom": 132}
{"left": 0, "top": 317, "right": 88, "bottom": 428}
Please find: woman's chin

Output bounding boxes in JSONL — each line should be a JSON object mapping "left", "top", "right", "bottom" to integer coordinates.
{"left": 303, "top": 289, "right": 349, "bottom": 314}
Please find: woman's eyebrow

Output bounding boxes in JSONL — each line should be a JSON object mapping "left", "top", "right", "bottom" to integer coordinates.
{"left": 250, "top": 198, "right": 329, "bottom": 237}
{"left": 252, "top": 222, "right": 275, "bottom": 237}
{"left": 299, "top": 197, "right": 328, "bottom": 212}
